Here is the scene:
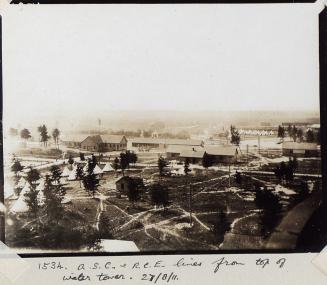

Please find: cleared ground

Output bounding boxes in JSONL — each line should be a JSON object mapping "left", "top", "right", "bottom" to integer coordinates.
{"left": 4, "top": 137, "right": 323, "bottom": 251}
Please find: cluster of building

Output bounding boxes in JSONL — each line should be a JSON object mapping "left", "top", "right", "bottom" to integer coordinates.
{"left": 61, "top": 134, "right": 240, "bottom": 164}
{"left": 61, "top": 134, "right": 128, "bottom": 152}
{"left": 282, "top": 142, "right": 320, "bottom": 157}
{"left": 61, "top": 133, "right": 320, "bottom": 166}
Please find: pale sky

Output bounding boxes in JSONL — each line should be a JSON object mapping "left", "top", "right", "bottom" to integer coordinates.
{"left": 2, "top": 3, "right": 321, "bottom": 125}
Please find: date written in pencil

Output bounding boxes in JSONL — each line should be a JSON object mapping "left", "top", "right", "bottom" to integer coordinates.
{"left": 141, "top": 272, "right": 179, "bottom": 283}
{"left": 60, "top": 272, "right": 179, "bottom": 283}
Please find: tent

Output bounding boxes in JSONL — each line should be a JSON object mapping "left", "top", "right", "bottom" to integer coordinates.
{"left": 36, "top": 179, "right": 45, "bottom": 206}
{"left": 16, "top": 177, "right": 26, "bottom": 188}
{"left": 10, "top": 195, "right": 29, "bottom": 213}
{"left": 93, "top": 164, "right": 103, "bottom": 175}
{"left": 10, "top": 183, "right": 32, "bottom": 213}
{"left": 20, "top": 182, "right": 32, "bottom": 196}
{"left": 61, "top": 166, "right": 71, "bottom": 177}
{"left": 37, "top": 189, "right": 45, "bottom": 205}
{"left": 5, "top": 181, "right": 17, "bottom": 200}
{"left": 102, "top": 163, "right": 114, "bottom": 172}
{"left": 36, "top": 178, "right": 45, "bottom": 191}
{"left": 67, "top": 169, "right": 77, "bottom": 181}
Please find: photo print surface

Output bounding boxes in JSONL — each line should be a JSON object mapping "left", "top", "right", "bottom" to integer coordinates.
{"left": 2, "top": 4, "right": 323, "bottom": 253}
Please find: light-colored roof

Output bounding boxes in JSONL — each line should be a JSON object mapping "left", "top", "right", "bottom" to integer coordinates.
{"left": 100, "top": 135, "right": 126, "bottom": 144}
{"left": 16, "top": 177, "right": 26, "bottom": 188}
{"left": 166, "top": 145, "right": 203, "bottom": 154}
{"left": 10, "top": 195, "right": 29, "bottom": 213}
{"left": 61, "top": 166, "right": 71, "bottom": 177}
{"left": 308, "top": 124, "right": 320, "bottom": 129}
{"left": 131, "top": 137, "right": 203, "bottom": 146}
{"left": 11, "top": 183, "right": 32, "bottom": 213}
{"left": 180, "top": 149, "right": 205, "bottom": 158}
{"left": 67, "top": 167, "right": 77, "bottom": 180}
{"left": 102, "top": 163, "right": 114, "bottom": 172}
{"left": 61, "top": 134, "right": 88, "bottom": 143}
{"left": 282, "top": 142, "right": 318, "bottom": 150}
{"left": 165, "top": 138, "right": 203, "bottom": 146}
{"left": 205, "top": 145, "right": 238, "bottom": 156}
{"left": 36, "top": 179, "right": 45, "bottom": 191}
{"left": 93, "top": 164, "right": 103, "bottom": 175}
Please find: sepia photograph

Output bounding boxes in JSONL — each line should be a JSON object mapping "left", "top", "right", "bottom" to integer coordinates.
{"left": 1, "top": 4, "right": 325, "bottom": 254}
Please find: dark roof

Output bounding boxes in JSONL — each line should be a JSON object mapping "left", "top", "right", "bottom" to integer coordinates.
{"left": 130, "top": 137, "right": 203, "bottom": 146}
{"left": 115, "top": 176, "right": 144, "bottom": 185}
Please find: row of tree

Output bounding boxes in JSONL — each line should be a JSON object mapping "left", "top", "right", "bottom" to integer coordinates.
{"left": 19, "top": 125, "right": 61, "bottom": 148}
{"left": 274, "top": 158, "right": 298, "bottom": 183}
{"left": 11, "top": 164, "right": 101, "bottom": 249}
{"left": 277, "top": 125, "right": 320, "bottom": 143}
{"left": 112, "top": 151, "right": 138, "bottom": 176}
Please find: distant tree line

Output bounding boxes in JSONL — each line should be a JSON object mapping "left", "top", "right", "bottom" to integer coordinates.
{"left": 274, "top": 158, "right": 298, "bottom": 183}
{"left": 16, "top": 125, "right": 61, "bottom": 149}
{"left": 277, "top": 125, "right": 320, "bottom": 143}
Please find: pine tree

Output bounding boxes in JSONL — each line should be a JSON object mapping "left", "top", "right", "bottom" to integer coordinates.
{"left": 24, "top": 187, "right": 39, "bottom": 217}
{"left": 50, "top": 165, "right": 62, "bottom": 185}
{"left": 306, "top": 129, "right": 315, "bottom": 143}
{"left": 202, "top": 152, "right": 213, "bottom": 170}
{"left": 11, "top": 160, "right": 24, "bottom": 177}
{"left": 90, "top": 154, "right": 97, "bottom": 170}
{"left": 296, "top": 128, "right": 304, "bottom": 142}
{"left": 26, "top": 167, "right": 41, "bottom": 185}
{"left": 38, "top": 125, "right": 51, "bottom": 147}
{"left": 68, "top": 155, "right": 74, "bottom": 167}
{"left": 83, "top": 159, "right": 99, "bottom": 197}
{"left": 43, "top": 175, "right": 64, "bottom": 223}
{"left": 158, "top": 156, "right": 168, "bottom": 177}
{"left": 79, "top": 152, "right": 85, "bottom": 161}
{"left": 20, "top": 128, "right": 31, "bottom": 147}
{"left": 292, "top": 125, "right": 298, "bottom": 142}
{"left": 235, "top": 171, "right": 242, "bottom": 184}
{"left": 287, "top": 124, "right": 292, "bottom": 140}
{"left": 120, "top": 152, "right": 128, "bottom": 176}
{"left": 184, "top": 158, "right": 191, "bottom": 175}
{"left": 130, "top": 152, "right": 138, "bottom": 166}
{"left": 52, "top": 128, "right": 60, "bottom": 148}
{"left": 126, "top": 178, "right": 143, "bottom": 206}
{"left": 76, "top": 164, "right": 84, "bottom": 188}
{"left": 113, "top": 157, "right": 120, "bottom": 174}
{"left": 277, "top": 125, "right": 285, "bottom": 141}
{"left": 150, "top": 183, "right": 169, "bottom": 210}
{"left": 230, "top": 125, "right": 241, "bottom": 146}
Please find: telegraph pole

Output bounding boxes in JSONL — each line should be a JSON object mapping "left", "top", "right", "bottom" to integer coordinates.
{"left": 189, "top": 184, "right": 193, "bottom": 226}
{"left": 258, "top": 135, "right": 261, "bottom": 155}
{"left": 228, "top": 163, "right": 231, "bottom": 188}
{"left": 246, "top": 144, "right": 249, "bottom": 165}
